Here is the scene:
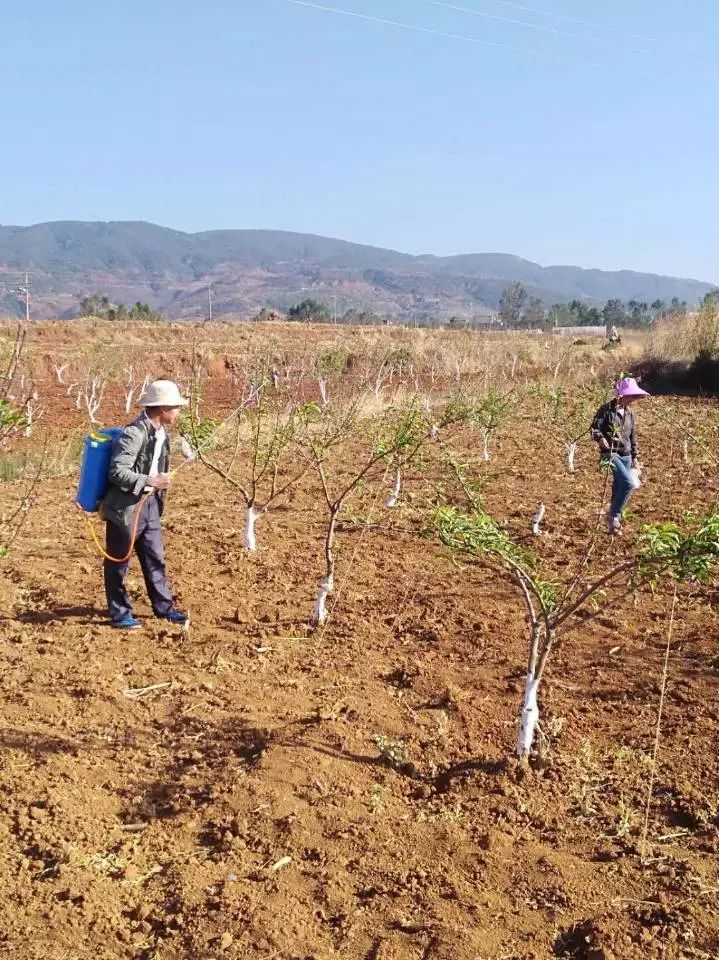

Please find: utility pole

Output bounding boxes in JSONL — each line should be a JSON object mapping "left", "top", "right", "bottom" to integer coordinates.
{"left": 332, "top": 295, "right": 337, "bottom": 325}
{"left": 208, "top": 283, "right": 213, "bottom": 323}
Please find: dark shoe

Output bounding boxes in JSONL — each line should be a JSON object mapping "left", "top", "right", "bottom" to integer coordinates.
{"left": 157, "top": 609, "right": 189, "bottom": 625}
{"left": 110, "top": 616, "right": 141, "bottom": 630}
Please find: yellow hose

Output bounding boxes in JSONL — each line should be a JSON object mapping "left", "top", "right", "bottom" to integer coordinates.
{"left": 83, "top": 491, "right": 154, "bottom": 564}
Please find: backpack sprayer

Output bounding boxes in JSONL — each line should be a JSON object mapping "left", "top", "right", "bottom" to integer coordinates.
{"left": 75, "top": 384, "right": 262, "bottom": 563}
{"left": 75, "top": 428, "right": 200, "bottom": 563}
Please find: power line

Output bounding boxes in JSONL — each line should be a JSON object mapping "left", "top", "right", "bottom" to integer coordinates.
{"left": 282, "top": 0, "right": 619, "bottom": 70}
{"left": 417, "top": 0, "right": 652, "bottom": 55}
{"left": 489, "top": 0, "right": 659, "bottom": 44}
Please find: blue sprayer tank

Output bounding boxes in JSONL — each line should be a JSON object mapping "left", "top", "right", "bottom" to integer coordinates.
{"left": 75, "top": 427, "right": 124, "bottom": 512}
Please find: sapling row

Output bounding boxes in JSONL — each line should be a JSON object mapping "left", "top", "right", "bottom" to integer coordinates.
{"left": 0, "top": 326, "right": 29, "bottom": 446}
{"left": 0, "top": 325, "right": 42, "bottom": 558}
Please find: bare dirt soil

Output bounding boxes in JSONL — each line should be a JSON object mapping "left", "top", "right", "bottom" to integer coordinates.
{"left": 0, "top": 322, "right": 717, "bottom": 960}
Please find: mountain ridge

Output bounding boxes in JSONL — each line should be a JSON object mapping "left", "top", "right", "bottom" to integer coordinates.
{"left": 0, "top": 220, "right": 714, "bottom": 321}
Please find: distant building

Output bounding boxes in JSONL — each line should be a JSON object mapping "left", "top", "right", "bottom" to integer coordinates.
{"left": 552, "top": 325, "right": 606, "bottom": 337}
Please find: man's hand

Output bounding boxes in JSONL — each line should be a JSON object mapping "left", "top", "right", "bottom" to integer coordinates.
{"left": 631, "top": 458, "right": 638, "bottom": 469}
{"left": 148, "top": 473, "right": 172, "bottom": 491}
{"left": 599, "top": 438, "right": 610, "bottom": 452}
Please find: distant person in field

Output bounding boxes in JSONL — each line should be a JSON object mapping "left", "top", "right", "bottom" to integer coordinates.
{"left": 102, "top": 380, "right": 189, "bottom": 629}
{"left": 608, "top": 325, "right": 621, "bottom": 344}
{"left": 591, "top": 377, "right": 649, "bottom": 535}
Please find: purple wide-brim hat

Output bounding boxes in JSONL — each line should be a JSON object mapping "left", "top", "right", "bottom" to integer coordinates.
{"left": 615, "top": 376, "right": 650, "bottom": 399}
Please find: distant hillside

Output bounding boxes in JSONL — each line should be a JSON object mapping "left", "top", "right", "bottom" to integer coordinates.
{"left": 0, "top": 220, "right": 714, "bottom": 321}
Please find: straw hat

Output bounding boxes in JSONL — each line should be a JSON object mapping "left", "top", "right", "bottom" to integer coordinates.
{"left": 138, "top": 380, "right": 189, "bottom": 407}
{"left": 614, "top": 376, "right": 649, "bottom": 399}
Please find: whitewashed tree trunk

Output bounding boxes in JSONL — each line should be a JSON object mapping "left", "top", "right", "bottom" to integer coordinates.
{"left": 531, "top": 503, "right": 546, "bottom": 536}
{"left": 565, "top": 442, "right": 577, "bottom": 473}
{"left": 124, "top": 374, "right": 150, "bottom": 414}
{"left": 24, "top": 392, "right": 40, "bottom": 437}
{"left": 682, "top": 437, "right": 689, "bottom": 463}
{"left": 244, "top": 505, "right": 260, "bottom": 552}
{"left": 313, "top": 573, "right": 334, "bottom": 625}
{"left": 54, "top": 364, "right": 69, "bottom": 384}
{"left": 318, "top": 377, "right": 329, "bottom": 407}
{"left": 386, "top": 468, "right": 402, "bottom": 507}
{"left": 482, "top": 429, "right": 491, "bottom": 461}
{"left": 517, "top": 672, "right": 540, "bottom": 760}
{"left": 77, "top": 374, "right": 106, "bottom": 424}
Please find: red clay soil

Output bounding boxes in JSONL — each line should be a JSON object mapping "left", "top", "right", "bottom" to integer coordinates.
{"left": 0, "top": 324, "right": 717, "bottom": 960}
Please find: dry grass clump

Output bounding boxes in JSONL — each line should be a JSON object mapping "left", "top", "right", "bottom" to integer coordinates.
{"left": 645, "top": 306, "right": 719, "bottom": 364}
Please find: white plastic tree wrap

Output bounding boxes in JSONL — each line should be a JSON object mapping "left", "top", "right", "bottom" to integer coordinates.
{"left": 313, "top": 573, "right": 334, "bottom": 626}
{"left": 531, "top": 503, "right": 546, "bottom": 537}
{"left": 386, "top": 467, "right": 402, "bottom": 508}
{"left": 244, "top": 505, "right": 260, "bottom": 552}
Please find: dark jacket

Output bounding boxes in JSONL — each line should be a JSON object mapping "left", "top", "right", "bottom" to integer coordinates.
{"left": 591, "top": 400, "right": 637, "bottom": 459}
{"left": 102, "top": 413, "right": 170, "bottom": 528}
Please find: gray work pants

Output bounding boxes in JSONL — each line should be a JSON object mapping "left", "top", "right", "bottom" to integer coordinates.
{"left": 103, "top": 495, "right": 174, "bottom": 622}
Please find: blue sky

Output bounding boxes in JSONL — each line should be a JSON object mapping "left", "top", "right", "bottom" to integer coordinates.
{"left": 1, "top": 0, "right": 717, "bottom": 280}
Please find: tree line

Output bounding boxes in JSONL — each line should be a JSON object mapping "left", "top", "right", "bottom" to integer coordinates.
{"left": 77, "top": 294, "right": 163, "bottom": 322}
{"left": 496, "top": 281, "right": 709, "bottom": 330}
{"left": 74, "top": 288, "right": 717, "bottom": 328}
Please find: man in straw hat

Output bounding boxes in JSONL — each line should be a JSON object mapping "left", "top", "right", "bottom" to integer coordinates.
{"left": 591, "top": 376, "right": 650, "bottom": 535}
{"left": 102, "top": 379, "right": 189, "bottom": 629}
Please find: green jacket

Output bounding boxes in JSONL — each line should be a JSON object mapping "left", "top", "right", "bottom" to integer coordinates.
{"left": 102, "top": 414, "right": 170, "bottom": 529}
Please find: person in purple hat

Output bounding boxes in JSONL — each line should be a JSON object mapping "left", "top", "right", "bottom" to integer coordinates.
{"left": 591, "top": 377, "right": 650, "bottom": 535}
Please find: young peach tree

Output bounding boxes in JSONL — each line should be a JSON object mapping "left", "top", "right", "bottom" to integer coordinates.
{"left": 188, "top": 379, "right": 317, "bottom": 552}
{"left": 535, "top": 385, "right": 599, "bottom": 473}
{"left": 432, "top": 503, "right": 719, "bottom": 763}
{"left": 308, "top": 393, "right": 480, "bottom": 625}
{"left": 476, "top": 389, "right": 516, "bottom": 462}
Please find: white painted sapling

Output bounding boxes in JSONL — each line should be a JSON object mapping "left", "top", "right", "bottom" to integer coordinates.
{"left": 476, "top": 390, "right": 515, "bottom": 462}
{"left": 189, "top": 378, "right": 315, "bottom": 552}
{"left": 23, "top": 389, "right": 41, "bottom": 438}
{"left": 123, "top": 367, "right": 150, "bottom": 415}
{"left": 538, "top": 386, "right": 596, "bottom": 475}
{"left": 315, "top": 347, "right": 349, "bottom": 409}
{"left": 432, "top": 502, "right": 719, "bottom": 764}
{"left": 309, "top": 394, "right": 474, "bottom": 626}
{"left": 78, "top": 373, "right": 106, "bottom": 425}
